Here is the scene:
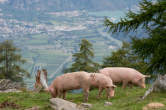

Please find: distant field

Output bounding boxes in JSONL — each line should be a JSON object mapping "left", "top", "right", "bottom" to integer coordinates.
{"left": 21, "top": 29, "right": 120, "bottom": 88}
{"left": 88, "top": 11, "right": 126, "bottom": 21}
{"left": 0, "top": 10, "right": 124, "bottom": 88}
{"left": 31, "top": 34, "right": 49, "bottom": 39}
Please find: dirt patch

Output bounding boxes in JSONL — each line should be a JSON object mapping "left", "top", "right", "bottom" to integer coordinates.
{"left": 0, "top": 100, "right": 20, "bottom": 109}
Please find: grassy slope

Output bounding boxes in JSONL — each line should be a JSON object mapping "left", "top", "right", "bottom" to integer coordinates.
{"left": 0, "top": 86, "right": 166, "bottom": 110}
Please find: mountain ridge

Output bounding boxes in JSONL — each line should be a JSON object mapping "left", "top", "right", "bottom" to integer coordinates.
{"left": 0, "top": 0, "right": 140, "bottom": 12}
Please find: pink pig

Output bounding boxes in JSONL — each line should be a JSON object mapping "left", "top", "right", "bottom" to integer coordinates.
{"left": 99, "top": 67, "right": 150, "bottom": 88}
{"left": 89, "top": 73, "right": 116, "bottom": 99}
{"left": 35, "top": 70, "right": 116, "bottom": 101}
{"left": 47, "top": 71, "right": 91, "bottom": 102}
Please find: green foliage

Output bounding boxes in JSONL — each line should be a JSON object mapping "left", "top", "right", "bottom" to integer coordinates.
{"left": 102, "top": 42, "right": 148, "bottom": 74}
{"left": 0, "top": 40, "right": 29, "bottom": 82}
{"left": 131, "top": 30, "right": 166, "bottom": 74}
{"left": 104, "top": 0, "right": 166, "bottom": 74}
{"left": 65, "top": 39, "right": 100, "bottom": 73}
{"left": 104, "top": 0, "right": 166, "bottom": 32}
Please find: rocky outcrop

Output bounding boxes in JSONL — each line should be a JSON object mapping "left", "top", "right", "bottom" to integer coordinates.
{"left": 0, "top": 79, "right": 23, "bottom": 93}
{"left": 142, "top": 74, "right": 166, "bottom": 99}
{"left": 0, "top": 79, "right": 22, "bottom": 90}
{"left": 50, "top": 98, "right": 92, "bottom": 110}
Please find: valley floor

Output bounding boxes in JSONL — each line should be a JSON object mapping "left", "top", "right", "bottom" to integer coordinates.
{"left": 0, "top": 86, "right": 166, "bottom": 110}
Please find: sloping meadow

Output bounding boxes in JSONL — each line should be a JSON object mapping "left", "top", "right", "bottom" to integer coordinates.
{"left": 0, "top": 86, "right": 166, "bottom": 110}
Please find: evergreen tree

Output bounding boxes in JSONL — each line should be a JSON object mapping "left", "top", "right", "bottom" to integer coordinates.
{"left": 104, "top": 0, "right": 166, "bottom": 74}
{"left": 102, "top": 42, "right": 148, "bottom": 74}
{"left": 65, "top": 39, "right": 100, "bottom": 73}
{"left": 0, "top": 40, "right": 29, "bottom": 82}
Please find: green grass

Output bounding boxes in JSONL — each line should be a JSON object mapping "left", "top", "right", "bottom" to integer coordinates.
{"left": 0, "top": 91, "right": 52, "bottom": 110}
{"left": 0, "top": 86, "right": 166, "bottom": 110}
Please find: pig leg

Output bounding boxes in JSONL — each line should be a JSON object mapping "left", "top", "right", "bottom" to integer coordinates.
{"left": 51, "top": 92, "right": 57, "bottom": 98}
{"left": 57, "top": 89, "right": 62, "bottom": 98}
{"left": 128, "top": 83, "right": 133, "bottom": 88}
{"left": 106, "top": 88, "right": 111, "bottom": 100}
{"left": 62, "top": 90, "right": 67, "bottom": 100}
{"left": 97, "top": 87, "right": 103, "bottom": 99}
{"left": 122, "top": 81, "right": 128, "bottom": 88}
{"left": 110, "top": 87, "right": 115, "bottom": 97}
{"left": 83, "top": 88, "right": 89, "bottom": 102}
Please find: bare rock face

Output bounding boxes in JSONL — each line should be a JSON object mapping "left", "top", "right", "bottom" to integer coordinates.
{"left": 142, "top": 74, "right": 166, "bottom": 99}
{"left": 153, "top": 75, "right": 166, "bottom": 92}
{"left": 143, "top": 102, "right": 165, "bottom": 110}
{"left": 50, "top": 98, "right": 89, "bottom": 110}
{"left": 0, "top": 79, "right": 22, "bottom": 90}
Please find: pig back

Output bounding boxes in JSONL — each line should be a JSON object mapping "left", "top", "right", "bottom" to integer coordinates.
{"left": 89, "top": 73, "right": 114, "bottom": 88}
{"left": 100, "top": 67, "right": 144, "bottom": 83}
{"left": 55, "top": 71, "right": 90, "bottom": 90}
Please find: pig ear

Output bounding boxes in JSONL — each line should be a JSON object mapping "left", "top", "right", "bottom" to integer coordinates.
{"left": 90, "top": 74, "right": 95, "bottom": 80}
{"left": 134, "top": 76, "right": 143, "bottom": 82}
{"left": 112, "top": 85, "right": 117, "bottom": 88}
{"left": 90, "top": 74, "right": 95, "bottom": 78}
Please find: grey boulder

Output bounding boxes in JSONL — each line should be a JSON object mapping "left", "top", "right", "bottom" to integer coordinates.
{"left": 50, "top": 98, "right": 87, "bottom": 110}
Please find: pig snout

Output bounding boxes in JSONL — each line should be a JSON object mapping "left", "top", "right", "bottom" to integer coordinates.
{"left": 110, "top": 89, "right": 115, "bottom": 97}
{"left": 109, "top": 86, "right": 116, "bottom": 97}
{"left": 136, "top": 82, "right": 146, "bottom": 88}
{"left": 138, "top": 78, "right": 146, "bottom": 88}
{"left": 141, "top": 84, "right": 146, "bottom": 88}
{"left": 48, "top": 87, "right": 57, "bottom": 97}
